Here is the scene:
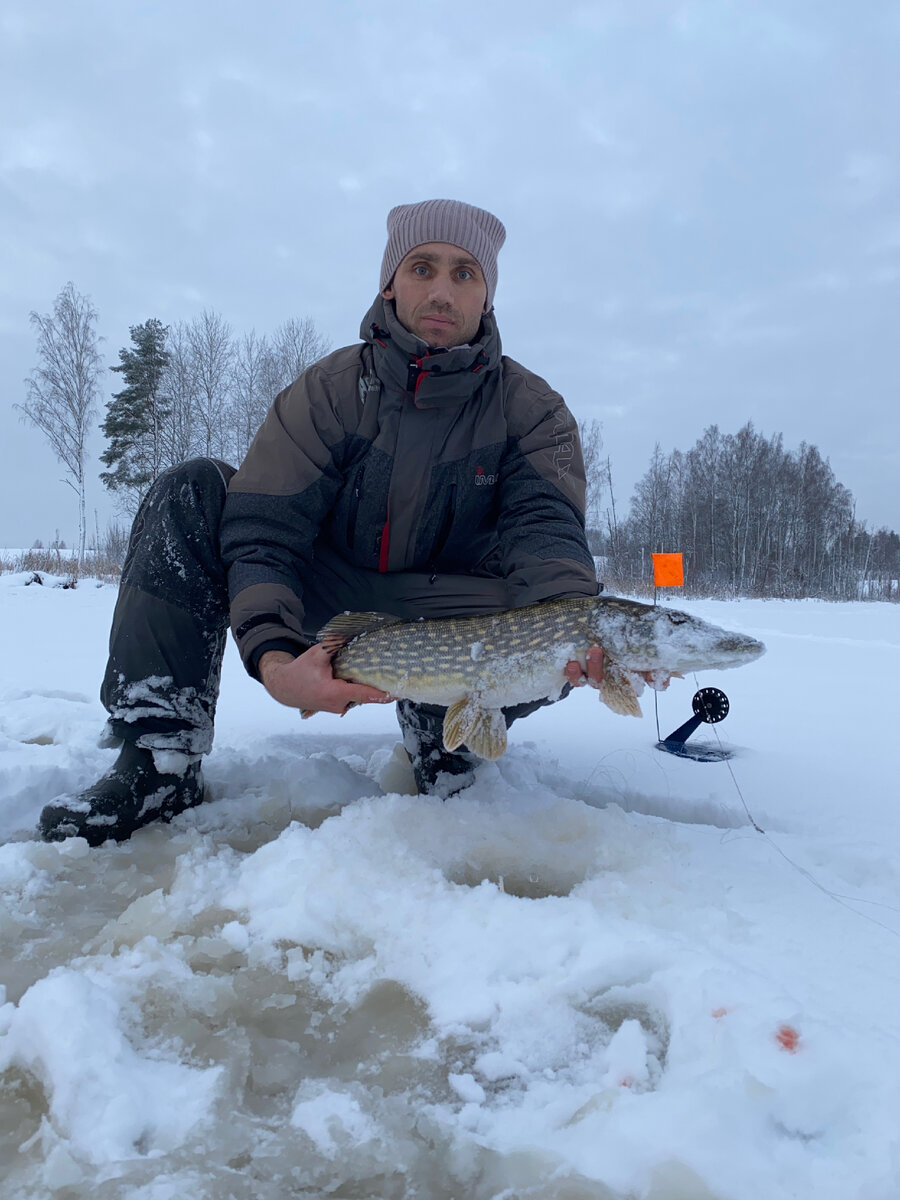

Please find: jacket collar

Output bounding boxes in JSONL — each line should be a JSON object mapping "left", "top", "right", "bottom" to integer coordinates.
{"left": 360, "top": 295, "right": 501, "bottom": 408}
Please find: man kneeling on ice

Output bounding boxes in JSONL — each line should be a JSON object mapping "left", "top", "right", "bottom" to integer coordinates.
{"left": 40, "top": 198, "right": 606, "bottom": 845}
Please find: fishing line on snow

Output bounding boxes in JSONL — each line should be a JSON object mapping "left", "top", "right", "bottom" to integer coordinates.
{"left": 680, "top": 670, "right": 900, "bottom": 942}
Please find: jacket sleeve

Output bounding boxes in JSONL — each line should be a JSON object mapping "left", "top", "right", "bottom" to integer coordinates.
{"left": 496, "top": 373, "right": 598, "bottom": 607}
{"left": 220, "top": 362, "right": 351, "bottom": 675}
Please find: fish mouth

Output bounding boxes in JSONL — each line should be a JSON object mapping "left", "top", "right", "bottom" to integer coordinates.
{"left": 683, "top": 636, "right": 766, "bottom": 670}
{"left": 717, "top": 632, "right": 766, "bottom": 659}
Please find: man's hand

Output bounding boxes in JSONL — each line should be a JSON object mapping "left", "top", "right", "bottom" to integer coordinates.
{"left": 259, "top": 645, "right": 393, "bottom": 716}
{"left": 565, "top": 645, "right": 605, "bottom": 688}
{"left": 564, "top": 646, "right": 675, "bottom": 690}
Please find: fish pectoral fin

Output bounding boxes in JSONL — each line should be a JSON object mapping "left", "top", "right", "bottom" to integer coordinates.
{"left": 443, "top": 697, "right": 508, "bottom": 760}
{"left": 316, "top": 610, "right": 406, "bottom": 645}
{"left": 442, "top": 698, "right": 472, "bottom": 752}
{"left": 599, "top": 663, "right": 644, "bottom": 718}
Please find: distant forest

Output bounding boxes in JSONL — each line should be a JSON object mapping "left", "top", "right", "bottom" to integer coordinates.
{"left": 580, "top": 420, "right": 899, "bottom": 601}
{"left": 16, "top": 283, "right": 900, "bottom": 600}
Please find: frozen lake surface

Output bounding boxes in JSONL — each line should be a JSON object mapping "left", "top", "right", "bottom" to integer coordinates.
{"left": 1, "top": 573, "right": 898, "bottom": 1198}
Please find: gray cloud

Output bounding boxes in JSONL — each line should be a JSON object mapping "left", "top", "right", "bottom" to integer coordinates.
{"left": 1, "top": 0, "right": 898, "bottom": 546}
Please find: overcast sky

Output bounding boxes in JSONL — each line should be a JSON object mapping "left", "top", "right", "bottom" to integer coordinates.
{"left": 1, "top": 0, "right": 898, "bottom": 548}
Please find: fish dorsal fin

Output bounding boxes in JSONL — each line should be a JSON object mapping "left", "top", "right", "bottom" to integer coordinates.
{"left": 599, "top": 663, "right": 644, "bottom": 718}
{"left": 316, "top": 610, "right": 405, "bottom": 646}
{"left": 443, "top": 697, "right": 508, "bottom": 760}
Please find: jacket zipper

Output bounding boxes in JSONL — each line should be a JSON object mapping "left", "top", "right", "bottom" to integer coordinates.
{"left": 428, "top": 484, "right": 457, "bottom": 580}
{"left": 346, "top": 465, "right": 364, "bottom": 550}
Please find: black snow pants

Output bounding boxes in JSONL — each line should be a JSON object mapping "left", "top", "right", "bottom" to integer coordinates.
{"left": 101, "top": 458, "right": 567, "bottom": 757}
{"left": 100, "top": 458, "right": 236, "bottom": 755}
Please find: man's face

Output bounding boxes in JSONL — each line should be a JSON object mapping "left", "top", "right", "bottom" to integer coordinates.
{"left": 382, "top": 241, "right": 488, "bottom": 348}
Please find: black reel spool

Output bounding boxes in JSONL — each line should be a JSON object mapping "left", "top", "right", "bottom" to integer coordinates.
{"left": 693, "top": 687, "right": 729, "bottom": 724}
{"left": 657, "top": 686, "right": 733, "bottom": 762}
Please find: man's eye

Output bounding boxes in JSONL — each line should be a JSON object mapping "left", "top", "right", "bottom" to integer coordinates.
{"left": 457, "top": 269, "right": 472, "bottom": 280}
{"left": 413, "top": 265, "right": 429, "bottom": 277}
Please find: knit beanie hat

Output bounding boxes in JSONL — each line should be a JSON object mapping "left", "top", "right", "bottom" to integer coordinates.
{"left": 380, "top": 199, "right": 506, "bottom": 310}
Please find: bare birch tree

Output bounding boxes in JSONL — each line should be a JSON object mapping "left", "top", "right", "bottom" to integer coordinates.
{"left": 188, "top": 309, "right": 234, "bottom": 459}
{"left": 17, "top": 282, "right": 103, "bottom": 565}
{"left": 230, "top": 329, "right": 272, "bottom": 461}
{"left": 577, "top": 418, "right": 605, "bottom": 549}
{"left": 159, "top": 320, "right": 200, "bottom": 465}
{"left": 266, "top": 317, "right": 330, "bottom": 395}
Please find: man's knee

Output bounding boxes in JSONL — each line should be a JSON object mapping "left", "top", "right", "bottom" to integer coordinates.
{"left": 154, "top": 457, "right": 236, "bottom": 497}
{"left": 119, "top": 458, "right": 236, "bottom": 593}
{"left": 135, "top": 458, "right": 236, "bottom": 541}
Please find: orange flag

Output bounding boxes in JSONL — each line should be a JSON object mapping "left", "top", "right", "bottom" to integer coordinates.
{"left": 652, "top": 552, "right": 684, "bottom": 587}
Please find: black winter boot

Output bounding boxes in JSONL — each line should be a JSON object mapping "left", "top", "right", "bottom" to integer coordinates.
{"left": 38, "top": 742, "right": 205, "bottom": 846}
{"left": 396, "top": 699, "right": 479, "bottom": 798}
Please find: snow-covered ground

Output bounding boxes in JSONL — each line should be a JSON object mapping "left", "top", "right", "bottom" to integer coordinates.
{"left": 1, "top": 572, "right": 898, "bottom": 1199}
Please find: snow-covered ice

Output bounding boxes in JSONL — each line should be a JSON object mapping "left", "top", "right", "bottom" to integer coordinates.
{"left": 1, "top": 571, "right": 899, "bottom": 1198}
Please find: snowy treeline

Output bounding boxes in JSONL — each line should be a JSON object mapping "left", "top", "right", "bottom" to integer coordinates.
{"left": 19, "top": 285, "right": 899, "bottom": 598}
{"left": 593, "top": 422, "right": 899, "bottom": 601}
{"left": 100, "top": 311, "right": 330, "bottom": 514}
{"left": 18, "top": 282, "right": 330, "bottom": 530}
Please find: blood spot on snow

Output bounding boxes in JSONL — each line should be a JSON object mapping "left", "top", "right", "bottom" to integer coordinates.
{"left": 711, "top": 1007, "right": 729, "bottom": 1019}
{"left": 775, "top": 1024, "right": 801, "bottom": 1053}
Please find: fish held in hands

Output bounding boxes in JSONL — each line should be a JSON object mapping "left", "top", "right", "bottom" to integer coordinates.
{"left": 318, "top": 595, "right": 765, "bottom": 760}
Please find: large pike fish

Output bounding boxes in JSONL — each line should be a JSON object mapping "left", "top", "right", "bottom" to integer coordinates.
{"left": 318, "top": 596, "right": 765, "bottom": 760}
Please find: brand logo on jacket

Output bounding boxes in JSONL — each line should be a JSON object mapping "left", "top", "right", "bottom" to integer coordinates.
{"left": 474, "top": 465, "right": 497, "bottom": 486}
{"left": 551, "top": 412, "right": 574, "bottom": 480}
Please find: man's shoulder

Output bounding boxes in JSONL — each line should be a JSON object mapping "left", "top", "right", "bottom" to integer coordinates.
{"left": 500, "top": 356, "right": 562, "bottom": 403}
{"left": 279, "top": 343, "right": 367, "bottom": 411}
{"left": 305, "top": 342, "right": 367, "bottom": 383}
{"left": 499, "top": 356, "right": 568, "bottom": 433}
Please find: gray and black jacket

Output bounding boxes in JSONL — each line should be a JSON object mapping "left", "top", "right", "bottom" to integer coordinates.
{"left": 221, "top": 296, "right": 598, "bottom": 675}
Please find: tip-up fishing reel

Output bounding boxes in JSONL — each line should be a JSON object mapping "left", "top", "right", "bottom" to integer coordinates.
{"left": 656, "top": 686, "right": 734, "bottom": 762}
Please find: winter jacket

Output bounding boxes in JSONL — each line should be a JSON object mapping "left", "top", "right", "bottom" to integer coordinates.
{"left": 221, "top": 296, "right": 598, "bottom": 674}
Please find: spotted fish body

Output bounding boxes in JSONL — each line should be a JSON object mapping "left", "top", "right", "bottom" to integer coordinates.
{"left": 318, "top": 596, "right": 765, "bottom": 760}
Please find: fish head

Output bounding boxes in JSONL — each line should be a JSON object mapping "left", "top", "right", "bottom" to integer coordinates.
{"left": 588, "top": 598, "right": 766, "bottom": 675}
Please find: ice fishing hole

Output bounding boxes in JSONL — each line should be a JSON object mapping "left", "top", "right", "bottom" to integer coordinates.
{"left": 444, "top": 861, "right": 587, "bottom": 899}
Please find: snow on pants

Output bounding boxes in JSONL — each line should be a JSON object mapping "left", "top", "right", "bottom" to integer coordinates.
{"left": 100, "top": 458, "right": 236, "bottom": 754}
{"left": 100, "top": 457, "right": 567, "bottom": 755}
